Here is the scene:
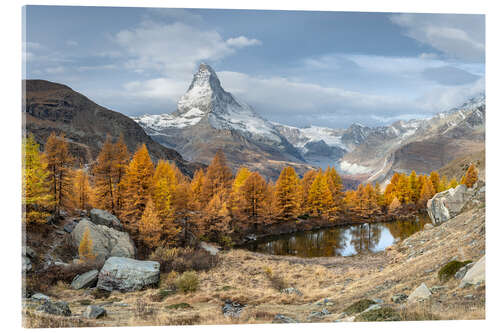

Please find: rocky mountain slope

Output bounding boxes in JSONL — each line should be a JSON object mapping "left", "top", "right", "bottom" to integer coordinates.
{"left": 23, "top": 80, "right": 203, "bottom": 177}
{"left": 339, "top": 95, "right": 485, "bottom": 184}
{"left": 134, "top": 64, "right": 312, "bottom": 179}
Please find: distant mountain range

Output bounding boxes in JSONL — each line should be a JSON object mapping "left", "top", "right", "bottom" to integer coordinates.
{"left": 134, "top": 64, "right": 485, "bottom": 183}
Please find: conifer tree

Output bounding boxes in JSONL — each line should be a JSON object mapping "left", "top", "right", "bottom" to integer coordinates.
{"left": 307, "top": 171, "right": 333, "bottom": 218}
{"left": 374, "top": 182, "right": 386, "bottom": 208}
{"left": 238, "top": 171, "right": 267, "bottom": 219}
{"left": 113, "top": 134, "right": 130, "bottom": 213}
{"left": 300, "top": 170, "right": 318, "bottom": 213}
{"left": 274, "top": 166, "right": 301, "bottom": 220}
{"left": 419, "top": 177, "right": 435, "bottom": 206}
{"left": 137, "top": 197, "right": 165, "bottom": 248}
{"left": 430, "top": 171, "right": 440, "bottom": 193}
{"left": 190, "top": 169, "right": 205, "bottom": 211}
{"left": 449, "top": 178, "right": 458, "bottom": 189}
{"left": 325, "top": 166, "right": 344, "bottom": 214}
{"left": 120, "top": 144, "right": 154, "bottom": 231}
{"left": 73, "top": 168, "right": 92, "bottom": 211}
{"left": 408, "top": 170, "right": 419, "bottom": 203}
{"left": 79, "top": 227, "right": 96, "bottom": 261}
{"left": 151, "top": 160, "right": 177, "bottom": 221}
{"left": 92, "top": 136, "right": 116, "bottom": 212}
{"left": 23, "top": 134, "right": 53, "bottom": 224}
{"left": 43, "top": 132, "right": 74, "bottom": 216}
{"left": 200, "top": 150, "right": 233, "bottom": 205}
{"left": 461, "top": 164, "right": 478, "bottom": 188}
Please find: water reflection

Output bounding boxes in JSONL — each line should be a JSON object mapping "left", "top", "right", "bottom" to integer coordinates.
{"left": 243, "top": 216, "right": 429, "bottom": 258}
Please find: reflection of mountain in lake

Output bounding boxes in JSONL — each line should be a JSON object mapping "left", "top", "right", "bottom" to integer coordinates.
{"left": 243, "top": 216, "right": 429, "bottom": 258}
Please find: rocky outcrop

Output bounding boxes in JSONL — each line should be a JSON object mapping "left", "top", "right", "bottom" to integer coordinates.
{"left": 97, "top": 257, "right": 160, "bottom": 292}
{"left": 459, "top": 256, "right": 485, "bottom": 288}
{"left": 427, "top": 183, "right": 484, "bottom": 225}
{"left": 22, "top": 246, "right": 36, "bottom": 273}
{"left": 71, "top": 269, "right": 99, "bottom": 290}
{"left": 71, "top": 219, "right": 135, "bottom": 260}
{"left": 90, "top": 209, "right": 122, "bottom": 230}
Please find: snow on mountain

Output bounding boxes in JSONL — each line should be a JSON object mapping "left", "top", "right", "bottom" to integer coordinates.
{"left": 134, "top": 63, "right": 282, "bottom": 143}
{"left": 273, "top": 123, "right": 348, "bottom": 153}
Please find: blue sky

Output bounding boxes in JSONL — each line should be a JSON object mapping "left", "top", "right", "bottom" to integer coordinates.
{"left": 23, "top": 6, "right": 485, "bottom": 128}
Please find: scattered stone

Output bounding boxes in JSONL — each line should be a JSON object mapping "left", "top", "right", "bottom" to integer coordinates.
{"left": 97, "top": 257, "right": 160, "bottom": 292}
{"left": 281, "top": 287, "right": 303, "bottom": 296}
{"left": 83, "top": 305, "right": 106, "bottom": 319}
{"left": 424, "top": 223, "right": 434, "bottom": 230}
{"left": 71, "top": 270, "right": 99, "bottom": 290}
{"left": 23, "top": 246, "right": 36, "bottom": 259}
{"left": 31, "top": 293, "right": 51, "bottom": 301}
{"left": 90, "top": 208, "right": 123, "bottom": 230}
{"left": 222, "top": 300, "right": 245, "bottom": 318}
{"left": 308, "top": 308, "right": 330, "bottom": 320}
{"left": 460, "top": 256, "right": 485, "bottom": 288}
{"left": 464, "top": 294, "right": 475, "bottom": 300}
{"left": 63, "top": 221, "right": 78, "bottom": 233}
{"left": 273, "top": 314, "right": 298, "bottom": 324}
{"left": 22, "top": 256, "right": 32, "bottom": 273}
{"left": 372, "top": 298, "right": 384, "bottom": 304}
{"left": 199, "top": 241, "right": 220, "bottom": 256}
{"left": 71, "top": 219, "right": 136, "bottom": 260}
{"left": 408, "top": 283, "right": 432, "bottom": 303}
{"left": 245, "top": 234, "right": 257, "bottom": 241}
{"left": 391, "top": 294, "right": 408, "bottom": 304}
{"left": 430, "top": 286, "right": 445, "bottom": 293}
{"left": 55, "top": 230, "right": 66, "bottom": 235}
{"left": 37, "top": 300, "right": 71, "bottom": 317}
{"left": 455, "top": 263, "right": 474, "bottom": 280}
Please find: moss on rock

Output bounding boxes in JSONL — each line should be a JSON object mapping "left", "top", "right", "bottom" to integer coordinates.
{"left": 343, "top": 299, "right": 376, "bottom": 315}
{"left": 355, "top": 307, "right": 401, "bottom": 322}
{"left": 438, "top": 260, "right": 472, "bottom": 282}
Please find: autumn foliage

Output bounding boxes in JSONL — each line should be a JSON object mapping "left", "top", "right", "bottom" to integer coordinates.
{"left": 24, "top": 132, "right": 481, "bottom": 250}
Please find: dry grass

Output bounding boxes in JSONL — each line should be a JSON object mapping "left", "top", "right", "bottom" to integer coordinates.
{"left": 23, "top": 206, "right": 485, "bottom": 327}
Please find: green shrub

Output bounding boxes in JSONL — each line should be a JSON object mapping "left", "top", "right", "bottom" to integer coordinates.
{"left": 175, "top": 271, "right": 199, "bottom": 293}
{"left": 438, "top": 260, "right": 472, "bottom": 282}
{"left": 343, "top": 299, "right": 376, "bottom": 315}
{"left": 355, "top": 307, "right": 401, "bottom": 322}
{"left": 166, "top": 302, "right": 192, "bottom": 310}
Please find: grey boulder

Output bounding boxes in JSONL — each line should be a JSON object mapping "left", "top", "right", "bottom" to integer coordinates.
{"left": 71, "top": 219, "right": 135, "bottom": 260}
{"left": 83, "top": 305, "right": 106, "bottom": 319}
{"left": 31, "top": 293, "right": 51, "bottom": 301}
{"left": 427, "top": 184, "right": 475, "bottom": 226}
{"left": 460, "top": 256, "right": 485, "bottom": 288}
{"left": 97, "top": 257, "right": 160, "bottom": 292}
{"left": 90, "top": 209, "right": 122, "bottom": 230}
{"left": 408, "top": 283, "right": 431, "bottom": 303}
{"left": 22, "top": 256, "right": 32, "bottom": 273}
{"left": 199, "top": 241, "right": 220, "bottom": 256}
{"left": 37, "top": 300, "right": 71, "bottom": 317}
{"left": 71, "top": 269, "right": 99, "bottom": 290}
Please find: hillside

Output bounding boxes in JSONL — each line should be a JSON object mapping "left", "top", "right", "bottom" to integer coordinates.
{"left": 23, "top": 80, "right": 203, "bottom": 177}
{"left": 23, "top": 200, "right": 485, "bottom": 326}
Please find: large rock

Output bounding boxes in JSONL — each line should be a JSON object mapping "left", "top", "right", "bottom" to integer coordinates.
{"left": 200, "top": 241, "right": 220, "bottom": 256}
{"left": 460, "top": 256, "right": 485, "bottom": 288}
{"left": 90, "top": 209, "right": 123, "bottom": 230}
{"left": 22, "top": 256, "right": 32, "bottom": 273}
{"left": 427, "top": 184, "right": 475, "bottom": 225}
{"left": 97, "top": 257, "right": 160, "bottom": 292}
{"left": 71, "top": 270, "right": 99, "bottom": 290}
{"left": 71, "top": 219, "right": 135, "bottom": 260}
{"left": 83, "top": 305, "right": 106, "bottom": 319}
{"left": 36, "top": 300, "right": 71, "bottom": 317}
{"left": 408, "top": 283, "right": 431, "bottom": 303}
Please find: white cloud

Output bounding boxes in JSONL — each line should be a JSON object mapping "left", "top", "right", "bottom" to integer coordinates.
{"left": 45, "top": 66, "right": 65, "bottom": 74}
{"left": 66, "top": 40, "right": 78, "bottom": 47}
{"left": 123, "top": 77, "right": 186, "bottom": 102}
{"left": 390, "top": 13, "right": 484, "bottom": 62}
{"left": 226, "top": 36, "right": 262, "bottom": 48}
{"left": 113, "top": 21, "right": 261, "bottom": 78}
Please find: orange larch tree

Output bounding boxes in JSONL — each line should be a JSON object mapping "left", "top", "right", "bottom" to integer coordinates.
{"left": 273, "top": 166, "right": 301, "bottom": 220}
